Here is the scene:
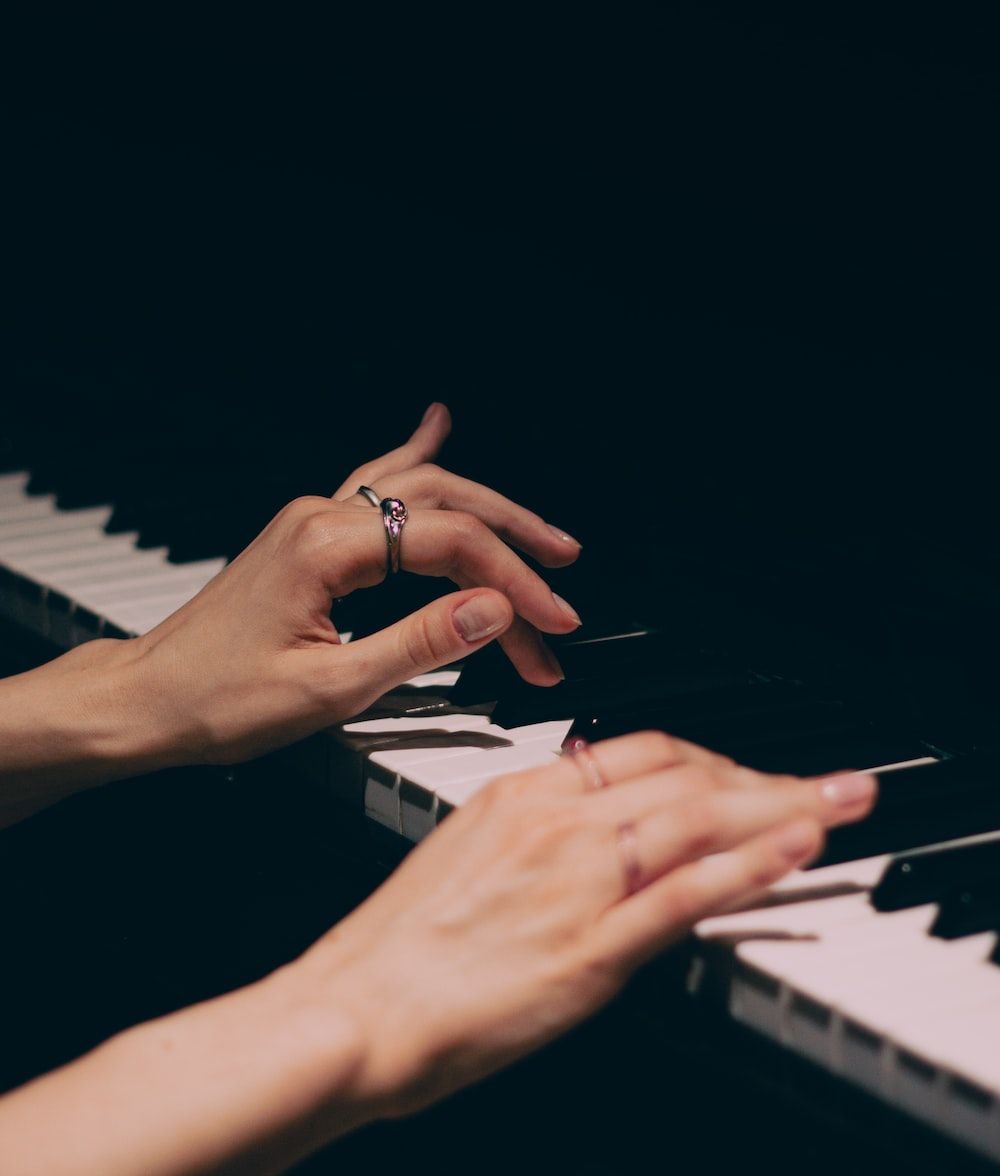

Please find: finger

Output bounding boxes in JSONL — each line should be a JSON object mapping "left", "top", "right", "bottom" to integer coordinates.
{"left": 323, "top": 505, "right": 581, "bottom": 683}
{"left": 487, "top": 613, "right": 566, "bottom": 688}
{"left": 332, "top": 402, "right": 452, "bottom": 499}
{"left": 593, "top": 818, "right": 825, "bottom": 968}
{"left": 603, "top": 771, "right": 875, "bottom": 890}
{"left": 337, "top": 588, "right": 514, "bottom": 710}
{"left": 368, "top": 466, "right": 581, "bottom": 568}
{"left": 593, "top": 765, "right": 878, "bottom": 829}
{"left": 400, "top": 510, "right": 582, "bottom": 633}
{"left": 513, "top": 730, "right": 736, "bottom": 798}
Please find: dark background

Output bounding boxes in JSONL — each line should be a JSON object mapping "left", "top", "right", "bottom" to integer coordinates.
{"left": 6, "top": 3, "right": 999, "bottom": 540}
{"left": 3, "top": 4, "right": 1000, "bottom": 1173}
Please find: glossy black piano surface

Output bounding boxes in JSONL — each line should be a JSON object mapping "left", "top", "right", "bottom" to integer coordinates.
{"left": 4, "top": 5, "right": 1000, "bottom": 1173}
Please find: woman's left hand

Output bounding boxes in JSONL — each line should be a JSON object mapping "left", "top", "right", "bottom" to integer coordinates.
{"left": 102, "top": 402, "right": 583, "bottom": 768}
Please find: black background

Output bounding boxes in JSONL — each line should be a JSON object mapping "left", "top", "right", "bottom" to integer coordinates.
{"left": 3, "top": 4, "right": 1000, "bottom": 1173}
{"left": 6, "top": 3, "right": 999, "bottom": 547}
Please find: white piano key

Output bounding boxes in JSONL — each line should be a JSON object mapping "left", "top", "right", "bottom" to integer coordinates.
{"left": 102, "top": 589, "right": 209, "bottom": 634}
{"left": 882, "top": 967, "right": 1000, "bottom": 1088}
{"left": 0, "top": 505, "right": 112, "bottom": 546}
{"left": 55, "top": 563, "right": 173, "bottom": 611}
{"left": 1, "top": 528, "right": 124, "bottom": 580}
{"left": 886, "top": 998, "right": 1000, "bottom": 1158}
{"left": 0, "top": 494, "right": 59, "bottom": 522}
{"left": 0, "top": 525, "right": 106, "bottom": 560}
{"left": 397, "top": 734, "right": 563, "bottom": 840}
{"left": 405, "top": 670, "right": 461, "bottom": 690}
{"left": 378, "top": 719, "right": 571, "bottom": 840}
{"left": 16, "top": 533, "right": 147, "bottom": 575}
{"left": 344, "top": 714, "right": 494, "bottom": 737}
{"left": 69, "top": 559, "right": 224, "bottom": 611}
{"left": 697, "top": 883, "right": 879, "bottom": 943}
{"left": 361, "top": 717, "right": 508, "bottom": 833}
{"left": 0, "top": 471, "right": 30, "bottom": 502}
{"left": 430, "top": 741, "right": 563, "bottom": 807}
{"left": 30, "top": 548, "right": 168, "bottom": 592}
{"left": 840, "top": 941, "right": 999, "bottom": 1084}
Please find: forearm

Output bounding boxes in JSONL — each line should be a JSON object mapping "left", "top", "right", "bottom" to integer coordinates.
{"left": 0, "top": 962, "right": 371, "bottom": 1176}
{"left": 0, "top": 638, "right": 177, "bottom": 828}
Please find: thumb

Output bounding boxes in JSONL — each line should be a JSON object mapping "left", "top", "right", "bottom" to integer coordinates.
{"left": 340, "top": 588, "right": 514, "bottom": 701}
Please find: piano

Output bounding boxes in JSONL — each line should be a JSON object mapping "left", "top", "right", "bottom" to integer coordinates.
{"left": 5, "top": 459, "right": 1000, "bottom": 1168}
{"left": 5, "top": 6, "right": 1000, "bottom": 1169}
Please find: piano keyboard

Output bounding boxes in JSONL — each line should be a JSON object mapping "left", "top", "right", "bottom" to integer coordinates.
{"left": 5, "top": 464, "right": 1000, "bottom": 1165}
{"left": 317, "top": 698, "right": 1000, "bottom": 1165}
{"left": 0, "top": 471, "right": 225, "bottom": 642}
{"left": 691, "top": 834, "right": 1000, "bottom": 1164}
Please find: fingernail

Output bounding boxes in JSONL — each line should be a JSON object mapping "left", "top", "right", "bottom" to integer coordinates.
{"left": 819, "top": 772, "right": 877, "bottom": 810}
{"left": 453, "top": 596, "right": 509, "bottom": 643}
{"left": 775, "top": 819, "right": 820, "bottom": 864}
{"left": 541, "top": 642, "right": 565, "bottom": 681}
{"left": 421, "top": 402, "right": 442, "bottom": 424}
{"left": 552, "top": 592, "right": 582, "bottom": 626}
{"left": 547, "top": 524, "right": 581, "bottom": 548}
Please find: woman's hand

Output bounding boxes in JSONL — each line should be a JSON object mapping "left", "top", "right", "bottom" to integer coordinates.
{"left": 0, "top": 402, "right": 583, "bottom": 817}
{"left": 295, "top": 731, "right": 877, "bottom": 1119}
{"left": 0, "top": 734, "right": 876, "bottom": 1176}
{"left": 113, "top": 402, "right": 582, "bottom": 766}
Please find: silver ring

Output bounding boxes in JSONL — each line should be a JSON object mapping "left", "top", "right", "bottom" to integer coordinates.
{"left": 357, "top": 485, "right": 381, "bottom": 508}
{"left": 380, "top": 496, "right": 408, "bottom": 576}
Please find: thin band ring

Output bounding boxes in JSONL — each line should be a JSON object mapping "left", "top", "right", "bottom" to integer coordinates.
{"left": 380, "top": 496, "right": 408, "bottom": 576}
{"left": 616, "top": 821, "right": 643, "bottom": 896}
{"left": 563, "top": 736, "right": 608, "bottom": 791}
{"left": 357, "top": 485, "right": 381, "bottom": 508}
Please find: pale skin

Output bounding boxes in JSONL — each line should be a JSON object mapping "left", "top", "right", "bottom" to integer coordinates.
{"left": 0, "top": 403, "right": 878, "bottom": 1174}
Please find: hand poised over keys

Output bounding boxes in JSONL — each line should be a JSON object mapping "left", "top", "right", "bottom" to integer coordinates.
{"left": 0, "top": 403, "right": 584, "bottom": 819}
{"left": 0, "top": 731, "right": 876, "bottom": 1175}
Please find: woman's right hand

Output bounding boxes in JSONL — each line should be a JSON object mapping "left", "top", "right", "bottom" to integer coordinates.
{"left": 296, "top": 732, "right": 877, "bottom": 1120}
{"left": 0, "top": 733, "right": 876, "bottom": 1176}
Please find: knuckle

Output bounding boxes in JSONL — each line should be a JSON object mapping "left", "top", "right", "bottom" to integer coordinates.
{"left": 748, "top": 853, "right": 785, "bottom": 892}
{"left": 658, "top": 880, "right": 705, "bottom": 929}
{"left": 414, "top": 462, "right": 442, "bottom": 486}
{"left": 448, "top": 509, "right": 482, "bottom": 538}
{"left": 293, "top": 508, "right": 338, "bottom": 552}
{"left": 440, "top": 511, "right": 486, "bottom": 564}
{"left": 277, "top": 495, "right": 328, "bottom": 526}
{"left": 408, "top": 463, "right": 443, "bottom": 505}
{"left": 634, "top": 729, "right": 680, "bottom": 762}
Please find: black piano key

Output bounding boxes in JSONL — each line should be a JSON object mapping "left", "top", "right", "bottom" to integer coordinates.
{"left": 470, "top": 637, "right": 777, "bottom": 729}
{"left": 930, "top": 879, "right": 1000, "bottom": 940}
{"left": 734, "top": 732, "right": 928, "bottom": 777}
{"left": 574, "top": 696, "right": 856, "bottom": 750}
{"left": 452, "top": 626, "right": 672, "bottom": 709}
{"left": 818, "top": 754, "right": 1000, "bottom": 868}
{"left": 872, "top": 830, "right": 1000, "bottom": 911}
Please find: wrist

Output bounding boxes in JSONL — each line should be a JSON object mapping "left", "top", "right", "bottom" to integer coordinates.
{"left": 0, "top": 637, "right": 184, "bottom": 824}
{"left": 0, "top": 954, "right": 375, "bottom": 1176}
{"left": 289, "top": 931, "right": 438, "bottom": 1122}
